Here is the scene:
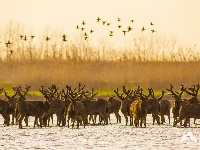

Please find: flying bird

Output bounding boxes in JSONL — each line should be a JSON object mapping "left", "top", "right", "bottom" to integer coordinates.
{"left": 118, "top": 25, "right": 122, "bottom": 28}
{"left": 85, "top": 36, "right": 89, "bottom": 40}
{"left": 46, "top": 36, "right": 50, "bottom": 41}
{"left": 109, "top": 31, "right": 114, "bottom": 36}
{"left": 82, "top": 21, "right": 86, "bottom": 25}
{"left": 142, "top": 27, "right": 146, "bottom": 32}
{"left": 122, "top": 30, "right": 127, "bottom": 36}
{"left": 117, "top": 17, "right": 121, "bottom": 21}
{"left": 10, "top": 50, "right": 13, "bottom": 55}
{"left": 97, "top": 17, "right": 101, "bottom": 22}
{"left": 5, "top": 40, "right": 11, "bottom": 47}
{"left": 20, "top": 35, "right": 24, "bottom": 40}
{"left": 84, "top": 32, "right": 88, "bottom": 36}
{"left": 102, "top": 21, "right": 106, "bottom": 25}
{"left": 150, "top": 22, "right": 154, "bottom": 25}
{"left": 127, "top": 26, "right": 132, "bottom": 32}
{"left": 30, "top": 35, "right": 35, "bottom": 40}
{"left": 24, "top": 35, "right": 27, "bottom": 41}
{"left": 62, "top": 34, "right": 67, "bottom": 42}
{"left": 90, "top": 30, "right": 94, "bottom": 33}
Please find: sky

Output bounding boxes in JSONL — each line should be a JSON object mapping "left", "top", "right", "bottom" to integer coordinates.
{"left": 0, "top": 0, "right": 200, "bottom": 48}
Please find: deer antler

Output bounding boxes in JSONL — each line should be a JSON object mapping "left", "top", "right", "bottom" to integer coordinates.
{"left": 114, "top": 88, "right": 125, "bottom": 101}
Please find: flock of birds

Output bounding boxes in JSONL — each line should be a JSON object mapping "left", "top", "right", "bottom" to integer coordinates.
{"left": 4, "top": 17, "right": 156, "bottom": 55}
{"left": 76, "top": 17, "right": 156, "bottom": 40}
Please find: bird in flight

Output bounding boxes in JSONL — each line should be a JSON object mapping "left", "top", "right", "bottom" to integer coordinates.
{"left": 84, "top": 32, "right": 88, "bottom": 36}
{"left": 150, "top": 22, "right": 154, "bottom": 25}
{"left": 127, "top": 26, "right": 132, "bottom": 32}
{"left": 118, "top": 25, "right": 122, "bottom": 28}
{"left": 30, "top": 35, "right": 35, "bottom": 40}
{"left": 46, "top": 36, "right": 50, "bottom": 41}
{"left": 142, "top": 27, "right": 146, "bottom": 32}
{"left": 109, "top": 31, "right": 114, "bottom": 36}
{"left": 85, "top": 36, "right": 89, "bottom": 40}
{"left": 82, "top": 21, "right": 86, "bottom": 25}
{"left": 122, "top": 30, "right": 127, "bottom": 36}
{"left": 5, "top": 40, "right": 11, "bottom": 47}
{"left": 102, "top": 21, "right": 106, "bottom": 25}
{"left": 24, "top": 35, "right": 27, "bottom": 41}
{"left": 10, "top": 50, "right": 13, "bottom": 55}
{"left": 117, "top": 17, "right": 121, "bottom": 21}
{"left": 20, "top": 35, "right": 24, "bottom": 40}
{"left": 90, "top": 30, "right": 94, "bottom": 33}
{"left": 62, "top": 34, "right": 67, "bottom": 42}
{"left": 97, "top": 17, "right": 101, "bottom": 22}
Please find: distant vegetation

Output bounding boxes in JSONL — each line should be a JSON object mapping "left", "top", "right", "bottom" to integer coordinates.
{"left": 0, "top": 20, "right": 199, "bottom": 94}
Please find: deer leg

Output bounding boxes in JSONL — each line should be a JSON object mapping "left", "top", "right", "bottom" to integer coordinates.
{"left": 18, "top": 114, "right": 25, "bottom": 129}
{"left": 67, "top": 116, "right": 70, "bottom": 128}
{"left": 194, "top": 118, "right": 196, "bottom": 124}
{"left": 161, "top": 115, "right": 165, "bottom": 124}
{"left": 2, "top": 113, "right": 10, "bottom": 126}
{"left": 144, "top": 116, "right": 147, "bottom": 128}
{"left": 24, "top": 116, "right": 28, "bottom": 126}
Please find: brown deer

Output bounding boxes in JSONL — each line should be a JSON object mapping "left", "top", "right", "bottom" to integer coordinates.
{"left": 173, "top": 99, "right": 200, "bottom": 127}
{"left": 16, "top": 85, "right": 50, "bottom": 128}
{"left": 151, "top": 90, "right": 170, "bottom": 124}
{"left": 0, "top": 88, "right": 10, "bottom": 126}
{"left": 130, "top": 90, "right": 149, "bottom": 127}
{"left": 114, "top": 86, "right": 140, "bottom": 126}
{"left": 4, "top": 88, "right": 18, "bottom": 125}
{"left": 107, "top": 96, "right": 121, "bottom": 123}
{"left": 65, "top": 88, "right": 87, "bottom": 128}
{"left": 39, "top": 85, "right": 66, "bottom": 127}
{"left": 182, "top": 84, "right": 200, "bottom": 125}
{"left": 166, "top": 84, "right": 184, "bottom": 126}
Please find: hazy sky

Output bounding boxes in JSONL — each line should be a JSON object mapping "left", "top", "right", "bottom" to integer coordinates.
{"left": 1, "top": 0, "right": 200, "bottom": 47}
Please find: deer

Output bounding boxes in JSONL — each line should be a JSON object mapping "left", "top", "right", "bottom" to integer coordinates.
{"left": 65, "top": 86, "right": 87, "bottom": 128}
{"left": 70, "top": 85, "right": 111, "bottom": 125}
{"left": 39, "top": 85, "right": 66, "bottom": 127}
{"left": 150, "top": 89, "right": 170, "bottom": 124}
{"left": 107, "top": 96, "right": 121, "bottom": 123}
{"left": 114, "top": 86, "right": 141, "bottom": 126}
{"left": 16, "top": 85, "right": 50, "bottom": 128}
{"left": 130, "top": 90, "right": 149, "bottom": 127}
{"left": 4, "top": 88, "right": 18, "bottom": 125}
{"left": 166, "top": 84, "right": 185, "bottom": 126}
{"left": 182, "top": 84, "right": 200, "bottom": 125}
{"left": 0, "top": 88, "right": 10, "bottom": 126}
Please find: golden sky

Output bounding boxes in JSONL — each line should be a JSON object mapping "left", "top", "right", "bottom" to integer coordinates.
{"left": 1, "top": 0, "right": 200, "bottom": 48}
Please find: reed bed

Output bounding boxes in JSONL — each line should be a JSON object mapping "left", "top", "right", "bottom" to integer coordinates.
{"left": 0, "top": 21, "right": 200, "bottom": 92}
{"left": 1, "top": 60, "right": 200, "bottom": 92}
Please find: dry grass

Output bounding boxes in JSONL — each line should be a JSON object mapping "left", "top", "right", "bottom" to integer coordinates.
{"left": 1, "top": 59, "right": 200, "bottom": 92}
{"left": 1, "top": 21, "right": 200, "bottom": 93}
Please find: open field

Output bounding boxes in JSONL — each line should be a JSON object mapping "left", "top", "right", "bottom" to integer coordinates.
{"left": 1, "top": 2, "right": 200, "bottom": 149}
{"left": 0, "top": 110, "right": 200, "bottom": 150}
{"left": 1, "top": 19, "right": 200, "bottom": 150}
{"left": 1, "top": 60, "right": 200, "bottom": 96}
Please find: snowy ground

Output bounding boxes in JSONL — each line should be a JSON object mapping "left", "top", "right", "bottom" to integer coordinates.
{"left": 0, "top": 111, "right": 200, "bottom": 150}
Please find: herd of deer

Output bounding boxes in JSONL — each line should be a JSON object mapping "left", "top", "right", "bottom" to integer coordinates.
{"left": 0, "top": 83, "right": 200, "bottom": 128}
